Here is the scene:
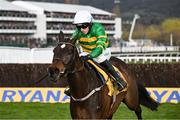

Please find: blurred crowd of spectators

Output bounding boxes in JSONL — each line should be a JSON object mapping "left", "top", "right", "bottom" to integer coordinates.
{"left": 47, "top": 35, "right": 59, "bottom": 46}
{"left": 0, "top": 11, "right": 36, "bottom": 18}
{"left": 45, "top": 12, "right": 73, "bottom": 19}
{"left": 45, "top": 11, "right": 115, "bottom": 20}
{"left": 0, "top": 22, "right": 36, "bottom": 30}
{"left": 93, "top": 14, "right": 115, "bottom": 20}
{"left": 104, "top": 25, "right": 115, "bottom": 31}
{"left": 0, "top": 35, "right": 43, "bottom": 48}
{"left": 47, "top": 23, "right": 75, "bottom": 30}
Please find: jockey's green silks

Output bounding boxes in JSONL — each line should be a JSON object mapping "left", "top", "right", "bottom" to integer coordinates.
{"left": 71, "top": 22, "right": 110, "bottom": 58}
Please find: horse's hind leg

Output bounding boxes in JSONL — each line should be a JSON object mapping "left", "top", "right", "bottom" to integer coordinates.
{"left": 135, "top": 105, "right": 142, "bottom": 120}
{"left": 123, "top": 86, "right": 142, "bottom": 119}
{"left": 124, "top": 99, "right": 142, "bottom": 120}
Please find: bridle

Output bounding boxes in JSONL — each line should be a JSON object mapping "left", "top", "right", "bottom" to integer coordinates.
{"left": 52, "top": 42, "right": 84, "bottom": 78}
{"left": 52, "top": 41, "right": 106, "bottom": 102}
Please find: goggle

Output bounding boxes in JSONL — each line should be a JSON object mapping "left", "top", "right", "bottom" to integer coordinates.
{"left": 76, "top": 23, "right": 90, "bottom": 29}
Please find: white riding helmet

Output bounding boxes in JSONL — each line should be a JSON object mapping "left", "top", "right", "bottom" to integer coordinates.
{"left": 73, "top": 10, "right": 94, "bottom": 24}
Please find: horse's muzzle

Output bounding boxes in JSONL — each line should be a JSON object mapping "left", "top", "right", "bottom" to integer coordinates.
{"left": 47, "top": 67, "right": 65, "bottom": 82}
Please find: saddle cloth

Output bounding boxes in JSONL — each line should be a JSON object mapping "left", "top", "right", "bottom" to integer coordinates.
{"left": 87, "top": 59, "right": 128, "bottom": 96}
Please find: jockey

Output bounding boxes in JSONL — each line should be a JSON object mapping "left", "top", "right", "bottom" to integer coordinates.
{"left": 65, "top": 10, "right": 127, "bottom": 96}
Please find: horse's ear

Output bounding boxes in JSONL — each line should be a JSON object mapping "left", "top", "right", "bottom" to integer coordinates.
{"left": 70, "top": 38, "right": 77, "bottom": 45}
{"left": 58, "top": 31, "right": 64, "bottom": 42}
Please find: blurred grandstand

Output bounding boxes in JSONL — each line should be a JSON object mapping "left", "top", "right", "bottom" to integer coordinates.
{"left": 0, "top": 0, "right": 179, "bottom": 63}
{"left": 0, "top": 0, "right": 121, "bottom": 48}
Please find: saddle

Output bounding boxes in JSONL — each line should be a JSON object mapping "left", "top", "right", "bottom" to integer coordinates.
{"left": 86, "top": 59, "right": 128, "bottom": 96}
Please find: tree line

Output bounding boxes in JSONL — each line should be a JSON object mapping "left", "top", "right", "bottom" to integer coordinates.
{"left": 122, "top": 18, "right": 180, "bottom": 46}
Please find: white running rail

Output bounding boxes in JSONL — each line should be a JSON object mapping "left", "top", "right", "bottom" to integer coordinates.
{"left": 0, "top": 46, "right": 179, "bottom": 63}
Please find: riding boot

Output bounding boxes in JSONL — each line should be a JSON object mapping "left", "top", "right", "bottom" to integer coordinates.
{"left": 100, "top": 60, "right": 127, "bottom": 91}
{"left": 64, "top": 87, "right": 70, "bottom": 96}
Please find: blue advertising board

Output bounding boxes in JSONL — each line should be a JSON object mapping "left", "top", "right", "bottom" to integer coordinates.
{"left": 0, "top": 87, "right": 179, "bottom": 103}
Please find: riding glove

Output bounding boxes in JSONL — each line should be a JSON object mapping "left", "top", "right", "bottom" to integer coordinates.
{"left": 81, "top": 55, "right": 90, "bottom": 61}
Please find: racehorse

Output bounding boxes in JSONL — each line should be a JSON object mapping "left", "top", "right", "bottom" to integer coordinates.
{"left": 48, "top": 31, "right": 159, "bottom": 119}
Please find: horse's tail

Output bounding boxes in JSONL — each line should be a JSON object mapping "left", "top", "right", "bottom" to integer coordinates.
{"left": 137, "top": 82, "right": 159, "bottom": 111}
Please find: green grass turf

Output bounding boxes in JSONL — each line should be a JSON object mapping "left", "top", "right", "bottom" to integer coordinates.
{"left": 0, "top": 102, "right": 180, "bottom": 119}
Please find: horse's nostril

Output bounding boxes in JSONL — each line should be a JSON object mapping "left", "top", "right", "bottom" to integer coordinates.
{"left": 48, "top": 67, "right": 60, "bottom": 75}
{"left": 55, "top": 68, "right": 59, "bottom": 74}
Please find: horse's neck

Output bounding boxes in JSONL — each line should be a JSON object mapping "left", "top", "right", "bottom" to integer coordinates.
{"left": 68, "top": 61, "right": 100, "bottom": 97}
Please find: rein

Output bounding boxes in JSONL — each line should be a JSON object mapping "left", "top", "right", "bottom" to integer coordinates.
{"left": 29, "top": 73, "right": 49, "bottom": 86}
{"left": 70, "top": 63, "right": 109, "bottom": 102}
{"left": 71, "top": 84, "right": 105, "bottom": 102}
{"left": 54, "top": 41, "right": 107, "bottom": 102}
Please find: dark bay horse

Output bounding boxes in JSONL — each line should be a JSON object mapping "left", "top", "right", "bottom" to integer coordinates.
{"left": 48, "top": 31, "right": 159, "bottom": 119}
